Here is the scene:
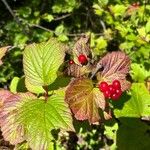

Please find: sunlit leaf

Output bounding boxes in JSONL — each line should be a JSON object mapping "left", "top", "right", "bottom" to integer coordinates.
{"left": 0, "top": 90, "right": 13, "bottom": 107}
{"left": 73, "top": 36, "right": 91, "bottom": 65}
{"left": 110, "top": 5, "right": 126, "bottom": 17}
{"left": 25, "top": 78, "right": 45, "bottom": 94}
{"left": 0, "top": 92, "right": 73, "bottom": 149}
{"left": 65, "top": 78, "right": 105, "bottom": 124}
{"left": 9, "top": 77, "right": 20, "bottom": 93}
{"left": 130, "top": 63, "right": 150, "bottom": 82}
{"left": 23, "top": 39, "right": 66, "bottom": 86}
{"left": 0, "top": 46, "right": 10, "bottom": 65}
{"left": 104, "top": 119, "right": 118, "bottom": 149}
{"left": 98, "top": 51, "right": 131, "bottom": 91}
{"left": 19, "top": 94, "right": 74, "bottom": 150}
{"left": 145, "top": 20, "right": 150, "bottom": 33}
{"left": 114, "top": 83, "right": 150, "bottom": 118}
{"left": 65, "top": 63, "right": 91, "bottom": 77}
{"left": 0, "top": 92, "right": 36, "bottom": 145}
{"left": 9, "top": 77, "right": 28, "bottom": 93}
{"left": 96, "top": 37, "right": 107, "bottom": 50}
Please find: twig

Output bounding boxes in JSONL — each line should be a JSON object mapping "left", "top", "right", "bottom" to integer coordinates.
{"left": 1, "top": 0, "right": 29, "bottom": 35}
{"left": 43, "top": 86, "right": 49, "bottom": 102}
{"left": 31, "top": 24, "right": 53, "bottom": 32}
{"left": 31, "top": 23, "right": 104, "bottom": 37}
{"left": 1, "top": 0, "right": 15, "bottom": 18}
{"left": 90, "top": 62, "right": 103, "bottom": 79}
{"left": 54, "top": 14, "right": 71, "bottom": 21}
{"left": 100, "top": 20, "right": 106, "bottom": 31}
{"left": 31, "top": 24, "right": 83, "bottom": 36}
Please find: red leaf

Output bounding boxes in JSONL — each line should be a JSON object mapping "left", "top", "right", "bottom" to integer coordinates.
{"left": 72, "top": 36, "right": 91, "bottom": 65}
{"left": 65, "top": 78, "right": 105, "bottom": 124}
{"left": 0, "top": 46, "right": 10, "bottom": 65}
{"left": 98, "top": 51, "right": 131, "bottom": 91}
{"left": 0, "top": 92, "right": 36, "bottom": 145}
{"left": 73, "top": 36, "right": 91, "bottom": 57}
{"left": 0, "top": 90, "right": 13, "bottom": 109}
{"left": 65, "top": 63, "right": 91, "bottom": 78}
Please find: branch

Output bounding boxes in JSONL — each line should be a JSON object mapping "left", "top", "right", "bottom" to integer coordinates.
{"left": 1, "top": 0, "right": 29, "bottom": 35}
{"left": 54, "top": 14, "right": 71, "bottom": 21}
{"left": 100, "top": 20, "right": 106, "bottom": 31}
{"left": 90, "top": 62, "right": 103, "bottom": 79}
{"left": 1, "top": 0, "right": 15, "bottom": 18}
{"left": 31, "top": 24, "right": 53, "bottom": 32}
{"left": 43, "top": 86, "right": 49, "bottom": 102}
{"left": 30, "top": 23, "right": 103, "bottom": 37}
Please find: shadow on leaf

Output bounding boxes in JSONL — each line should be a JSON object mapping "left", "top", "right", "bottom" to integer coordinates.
{"left": 116, "top": 117, "right": 150, "bottom": 150}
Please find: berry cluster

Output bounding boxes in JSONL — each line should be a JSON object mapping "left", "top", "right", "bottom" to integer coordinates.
{"left": 99, "top": 80, "right": 122, "bottom": 100}
{"left": 132, "top": 2, "right": 140, "bottom": 7}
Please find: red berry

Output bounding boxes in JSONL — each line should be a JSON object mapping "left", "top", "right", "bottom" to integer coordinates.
{"left": 69, "top": 60, "right": 74, "bottom": 64}
{"left": 103, "top": 90, "right": 111, "bottom": 99}
{"left": 111, "top": 89, "right": 122, "bottom": 101}
{"left": 112, "top": 80, "right": 121, "bottom": 90}
{"left": 108, "top": 85, "right": 115, "bottom": 95}
{"left": 111, "top": 93, "right": 120, "bottom": 100}
{"left": 78, "top": 54, "right": 88, "bottom": 65}
{"left": 132, "top": 2, "right": 140, "bottom": 7}
{"left": 137, "top": 2, "right": 140, "bottom": 6}
{"left": 115, "top": 89, "right": 122, "bottom": 97}
{"left": 99, "top": 82, "right": 109, "bottom": 92}
{"left": 132, "top": 3, "right": 136, "bottom": 6}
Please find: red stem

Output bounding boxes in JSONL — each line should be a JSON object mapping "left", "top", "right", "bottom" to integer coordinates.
{"left": 43, "top": 86, "right": 48, "bottom": 102}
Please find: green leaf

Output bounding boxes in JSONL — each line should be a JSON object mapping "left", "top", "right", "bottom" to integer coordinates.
{"left": 23, "top": 39, "right": 66, "bottom": 86}
{"left": 146, "top": 20, "right": 150, "bottom": 33}
{"left": 55, "top": 25, "right": 64, "bottom": 36}
{"left": 18, "top": 7, "right": 32, "bottom": 18}
{"left": 96, "top": 37, "right": 107, "bottom": 50}
{"left": 10, "top": 77, "right": 20, "bottom": 93}
{"left": 0, "top": 92, "right": 74, "bottom": 149}
{"left": 104, "top": 119, "right": 118, "bottom": 150}
{"left": 117, "top": 118, "right": 150, "bottom": 150}
{"left": 130, "top": 63, "right": 150, "bottom": 82}
{"left": 58, "top": 34, "right": 69, "bottom": 42}
{"left": 10, "top": 77, "right": 28, "bottom": 93}
{"left": 14, "top": 34, "right": 29, "bottom": 47}
{"left": 42, "top": 13, "right": 54, "bottom": 22}
{"left": 52, "top": 0, "right": 78, "bottom": 13}
{"left": 19, "top": 94, "right": 74, "bottom": 150}
{"left": 120, "top": 42, "right": 134, "bottom": 51}
{"left": 15, "top": 142, "right": 30, "bottom": 150}
{"left": 104, "top": 120, "right": 118, "bottom": 140}
{"left": 25, "top": 78, "right": 45, "bottom": 94}
{"left": 65, "top": 78, "right": 105, "bottom": 124}
{"left": 26, "top": 75, "right": 71, "bottom": 94}
{"left": 114, "top": 83, "right": 150, "bottom": 118}
{"left": 98, "top": 0, "right": 108, "bottom": 6}
{"left": 93, "top": 4, "right": 103, "bottom": 16}
{"left": 110, "top": 5, "right": 126, "bottom": 17}
{"left": 48, "top": 75, "right": 71, "bottom": 91}
{"left": 137, "top": 27, "right": 146, "bottom": 37}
